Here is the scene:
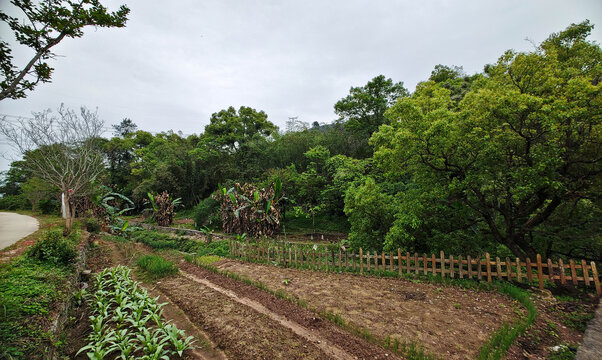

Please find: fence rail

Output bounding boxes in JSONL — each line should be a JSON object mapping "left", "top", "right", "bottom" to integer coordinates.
{"left": 228, "top": 241, "right": 602, "bottom": 296}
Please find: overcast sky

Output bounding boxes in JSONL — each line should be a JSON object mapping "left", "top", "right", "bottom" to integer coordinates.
{"left": 1, "top": 0, "right": 601, "bottom": 173}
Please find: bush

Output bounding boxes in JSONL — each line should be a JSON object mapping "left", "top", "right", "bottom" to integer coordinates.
{"left": 0, "top": 194, "right": 29, "bottom": 210}
{"left": 344, "top": 178, "right": 395, "bottom": 252}
{"left": 193, "top": 196, "right": 221, "bottom": 229}
{"left": 136, "top": 254, "right": 178, "bottom": 278}
{"left": 85, "top": 218, "right": 101, "bottom": 233}
{"left": 26, "top": 229, "right": 78, "bottom": 266}
{"left": 37, "top": 198, "right": 60, "bottom": 214}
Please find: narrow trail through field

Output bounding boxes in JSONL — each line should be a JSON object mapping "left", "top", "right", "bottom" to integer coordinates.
{"left": 179, "top": 270, "right": 355, "bottom": 360}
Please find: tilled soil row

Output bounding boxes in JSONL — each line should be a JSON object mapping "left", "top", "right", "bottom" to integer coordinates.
{"left": 178, "top": 261, "right": 401, "bottom": 360}
{"left": 157, "top": 274, "right": 330, "bottom": 359}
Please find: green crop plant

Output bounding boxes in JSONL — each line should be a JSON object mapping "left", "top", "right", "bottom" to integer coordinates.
{"left": 78, "top": 265, "right": 195, "bottom": 359}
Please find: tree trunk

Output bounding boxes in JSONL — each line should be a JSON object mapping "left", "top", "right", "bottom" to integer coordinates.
{"left": 504, "top": 232, "right": 538, "bottom": 260}
{"left": 64, "top": 194, "right": 72, "bottom": 234}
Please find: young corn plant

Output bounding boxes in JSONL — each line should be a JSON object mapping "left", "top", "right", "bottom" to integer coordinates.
{"left": 163, "top": 324, "right": 197, "bottom": 357}
{"left": 79, "top": 265, "right": 195, "bottom": 359}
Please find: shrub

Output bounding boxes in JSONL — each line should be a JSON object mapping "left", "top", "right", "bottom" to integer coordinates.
{"left": 130, "top": 230, "right": 230, "bottom": 257}
{"left": 27, "top": 229, "right": 78, "bottom": 266}
{"left": 137, "top": 254, "right": 178, "bottom": 278}
{"left": 38, "top": 197, "right": 60, "bottom": 214}
{"left": 193, "top": 197, "right": 221, "bottom": 229}
{"left": 85, "top": 218, "right": 101, "bottom": 233}
{"left": 0, "top": 194, "right": 29, "bottom": 210}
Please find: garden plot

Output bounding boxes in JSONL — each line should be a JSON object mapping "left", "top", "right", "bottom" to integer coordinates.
{"left": 214, "top": 259, "right": 520, "bottom": 359}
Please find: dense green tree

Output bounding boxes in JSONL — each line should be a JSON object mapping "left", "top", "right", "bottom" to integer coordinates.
{"left": 204, "top": 106, "right": 278, "bottom": 153}
{"left": 130, "top": 132, "right": 204, "bottom": 208}
{"left": 334, "top": 75, "right": 409, "bottom": 157}
{"left": 344, "top": 177, "right": 396, "bottom": 251}
{"left": 371, "top": 21, "right": 601, "bottom": 259}
{"left": 0, "top": 0, "right": 129, "bottom": 100}
{"left": 21, "top": 177, "right": 58, "bottom": 211}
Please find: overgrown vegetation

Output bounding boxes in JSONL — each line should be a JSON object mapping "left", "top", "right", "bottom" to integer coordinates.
{"left": 127, "top": 229, "right": 230, "bottom": 257}
{"left": 0, "top": 226, "right": 80, "bottom": 359}
{"left": 147, "top": 191, "right": 181, "bottom": 226}
{"left": 26, "top": 228, "right": 80, "bottom": 266}
{"left": 215, "top": 180, "right": 283, "bottom": 237}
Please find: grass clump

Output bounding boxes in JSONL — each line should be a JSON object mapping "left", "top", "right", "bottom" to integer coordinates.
{"left": 137, "top": 254, "right": 178, "bottom": 279}
{"left": 477, "top": 282, "right": 536, "bottom": 360}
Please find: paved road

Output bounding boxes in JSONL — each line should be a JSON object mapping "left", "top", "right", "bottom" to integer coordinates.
{"left": 576, "top": 298, "right": 602, "bottom": 360}
{"left": 0, "top": 212, "right": 39, "bottom": 250}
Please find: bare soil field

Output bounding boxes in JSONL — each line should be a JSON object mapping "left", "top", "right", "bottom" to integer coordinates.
{"left": 214, "top": 259, "right": 519, "bottom": 359}
{"left": 214, "top": 259, "right": 594, "bottom": 359}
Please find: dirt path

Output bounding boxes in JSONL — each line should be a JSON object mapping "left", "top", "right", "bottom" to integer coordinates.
{"left": 180, "top": 270, "right": 356, "bottom": 360}
{"left": 0, "top": 212, "right": 39, "bottom": 250}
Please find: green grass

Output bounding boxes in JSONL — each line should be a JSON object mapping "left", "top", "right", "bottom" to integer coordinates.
{"left": 136, "top": 254, "right": 179, "bottom": 279}
{"left": 0, "top": 258, "right": 73, "bottom": 359}
{"left": 0, "top": 225, "right": 82, "bottom": 359}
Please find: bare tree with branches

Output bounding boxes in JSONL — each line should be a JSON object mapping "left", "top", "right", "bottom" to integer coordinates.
{"left": 0, "top": 104, "right": 105, "bottom": 231}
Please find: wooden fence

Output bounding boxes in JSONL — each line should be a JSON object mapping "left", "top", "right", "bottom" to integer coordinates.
{"left": 228, "top": 241, "right": 602, "bottom": 296}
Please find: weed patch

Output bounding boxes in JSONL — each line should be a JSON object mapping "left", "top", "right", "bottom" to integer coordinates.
{"left": 137, "top": 254, "right": 178, "bottom": 279}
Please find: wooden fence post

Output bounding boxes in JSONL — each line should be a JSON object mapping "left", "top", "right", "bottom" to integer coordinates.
{"left": 559, "top": 258, "right": 566, "bottom": 285}
{"left": 382, "top": 252, "right": 386, "bottom": 273}
{"left": 569, "top": 260, "right": 578, "bottom": 286}
{"left": 467, "top": 255, "right": 472, "bottom": 279}
{"left": 495, "top": 257, "right": 502, "bottom": 281}
{"left": 536, "top": 254, "right": 544, "bottom": 290}
{"left": 398, "top": 249, "right": 402, "bottom": 275}
{"left": 581, "top": 260, "right": 590, "bottom": 287}
{"left": 526, "top": 258, "right": 533, "bottom": 283}
{"left": 414, "top": 253, "right": 419, "bottom": 275}
{"left": 432, "top": 254, "right": 436, "bottom": 276}
{"left": 449, "top": 255, "right": 455, "bottom": 278}
{"left": 458, "top": 255, "right": 463, "bottom": 279}
{"left": 590, "top": 262, "right": 601, "bottom": 296}
{"left": 485, "top": 253, "right": 492, "bottom": 282}
{"left": 516, "top": 258, "right": 522, "bottom": 283}
{"left": 359, "top": 248, "right": 363, "bottom": 274}
{"left": 390, "top": 252, "right": 394, "bottom": 272}
{"left": 548, "top": 258, "right": 555, "bottom": 285}
{"left": 423, "top": 253, "right": 428, "bottom": 275}
{"left": 440, "top": 251, "right": 445, "bottom": 278}
{"left": 407, "top": 252, "right": 411, "bottom": 274}
{"left": 506, "top": 257, "right": 512, "bottom": 281}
